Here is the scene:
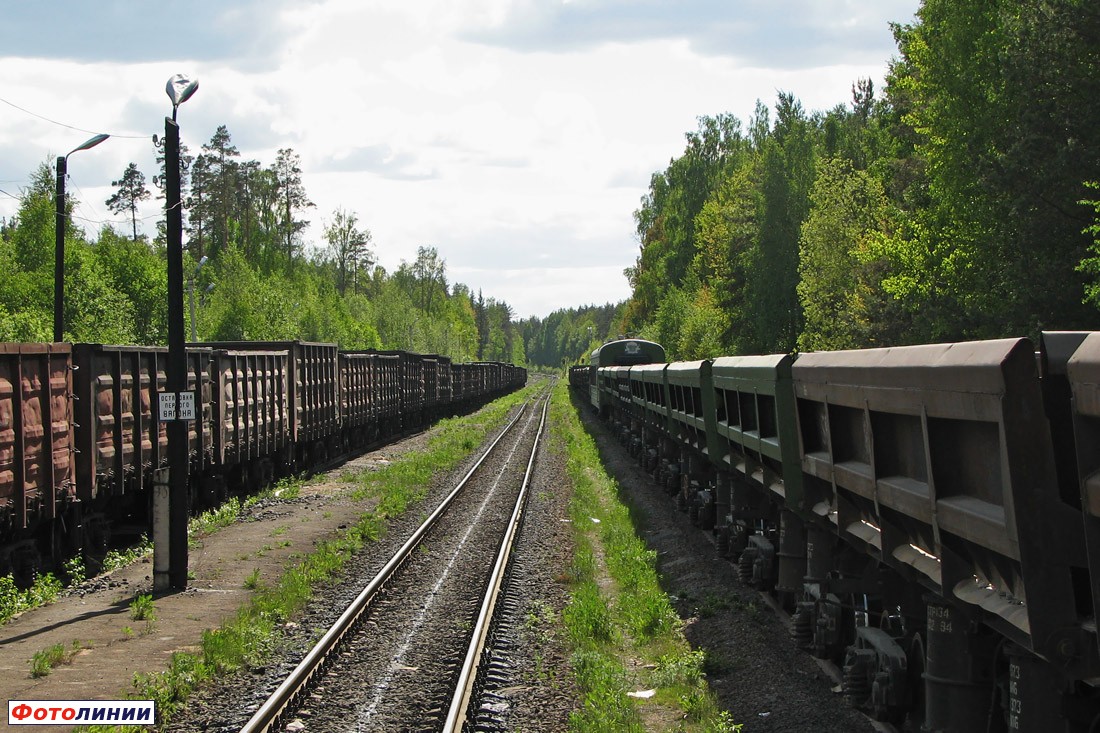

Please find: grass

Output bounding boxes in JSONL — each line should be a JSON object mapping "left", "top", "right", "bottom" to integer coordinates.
{"left": 189, "top": 477, "right": 305, "bottom": 542}
{"left": 129, "top": 594, "right": 156, "bottom": 621}
{"left": 551, "top": 383, "right": 741, "bottom": 733}
{"left": 523, "top": 599, "right": 558, "bottom": 682}
{"left": 243, "top": 569, "right": 262, "bottom": 590}
{"left": 1, "top": 477, "right": 310, "bottom": 629}
{"left": 0, "top": 572, "right": 63, "bottom": 626}
{"left": 63, "top": 555, "right": 87, "bottom": 585}
{"left": 190, "top": 499, "right": 243, "bottom": 539}
{"left": 253, "top": 477, "right": 303, "bottom": 503}
{"left": 102, "top": 535, "right": 154, "bottom": 574}
{"left": 29, "top": 640, "right": 80, "bottom": 678}
{"left": 525, "top": 599, "right": 557, "bottom": 630}
{"left": 1, "top": 535, "right": 155, "bottom": 622}
{"left": 695, "top": 592, "right": 733, "bottom": 619}
{"left": 702, "top": 648, "right": 736, "bottom": 677}
{"left": 74, "top": 386, "right": 534, "bottom": 732}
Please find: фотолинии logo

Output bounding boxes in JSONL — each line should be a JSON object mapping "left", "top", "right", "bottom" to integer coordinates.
{"left": 8, "top": 700, "right": 155, "bottom": 726}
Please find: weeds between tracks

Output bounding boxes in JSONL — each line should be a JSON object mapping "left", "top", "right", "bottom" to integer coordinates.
{"left": 552, "top": 383, "right": 741, "bottom": 733}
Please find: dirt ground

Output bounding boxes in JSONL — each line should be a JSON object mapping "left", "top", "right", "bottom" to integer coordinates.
{"left": 0, "top": 434, "right": 428, "bottom": 732}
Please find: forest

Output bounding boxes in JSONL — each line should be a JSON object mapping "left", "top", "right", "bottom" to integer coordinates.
{"left": 613, "top": 0, "right": 1100, "bottom": 360}
{"left": 519, "top": 302, "right": 622, "bottom": 369}
{"left": 5, "top": 1, "right": 1100, "bottom": 369}
{"left": 0, "top": 128, "right": 525, "bottom": 365}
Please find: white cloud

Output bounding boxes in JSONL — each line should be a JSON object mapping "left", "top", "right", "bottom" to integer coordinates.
{"left": 0, "top": 0, "right": 920, "bottom": 318}
{"left": 451, "top": 265, "right": 634, "bottom": 321}
{"left": 460, "top": 0, "right": 917, "bottom": 68}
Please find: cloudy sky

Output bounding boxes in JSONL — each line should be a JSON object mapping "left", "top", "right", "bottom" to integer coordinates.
{"left": 0, "top": 0, "right": 919, "bottom": 319}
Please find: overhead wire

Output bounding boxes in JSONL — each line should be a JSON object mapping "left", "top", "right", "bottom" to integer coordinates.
{"left": 67, "top": 179, "right": 175, "bottom": 231}
{"left": 2, "top": 94, "right": 191, "bottom": 233}
{"left": 1, "top": 95, "right": 160, "bottom": 227}
{"left": 67, "top": 181, "right": 112, "bottom": 227}
{"left": 0, "top": 96, "right": 151, "bottom": 140}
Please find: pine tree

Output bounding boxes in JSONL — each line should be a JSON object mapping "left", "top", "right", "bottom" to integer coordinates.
{"left": 202, "top": 125, "right": 240, "bottom": 258}
{"left": 105, "top": 163, "right": 151, "bottom": 241}
{"left": 272, "top": 148, "right": 313, "bottom": 262}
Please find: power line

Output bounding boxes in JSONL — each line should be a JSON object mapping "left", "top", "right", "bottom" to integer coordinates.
{"left": 0, "top": 96, "right": 150, "bottom": 140}
{"left": 71, "top": 208, "right": 169, "bottom": 227}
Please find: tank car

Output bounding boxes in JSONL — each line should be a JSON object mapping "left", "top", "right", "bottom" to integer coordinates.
{"left": 587, "top": 339, "right": 666, "bottom": 415}
{"left": 591, "top": 335, "right": 1100, "bottom": 731}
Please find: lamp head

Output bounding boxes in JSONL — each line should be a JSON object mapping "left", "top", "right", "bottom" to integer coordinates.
{"left": 68, "top": 133, "right": 110, "bottom": 157}
{"left": 166, "top": 74, "right": 199, "bottom": 112}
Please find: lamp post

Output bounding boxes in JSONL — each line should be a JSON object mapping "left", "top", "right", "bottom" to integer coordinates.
{"left": 54, "top": 133, "right": 109, "bottom": 342}
{"left": 163, "top": 73, "right": 198, "bottom": 590}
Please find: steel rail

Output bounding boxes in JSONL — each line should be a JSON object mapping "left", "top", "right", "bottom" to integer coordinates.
{"left": 443, "top": 389, "right": 551, "bottom": 731}
{"left": 239, "top": 395, "right": 537, "bottom": 733}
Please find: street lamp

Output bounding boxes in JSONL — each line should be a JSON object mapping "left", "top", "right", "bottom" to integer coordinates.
{"left": 162, "top": 73, "right": 198, "bottom": 591}
{"left": 166, "top": 74, "right": 199, "bottom": 122}
{"left": 54, "top": 133, "right": 109, "bottom": 342}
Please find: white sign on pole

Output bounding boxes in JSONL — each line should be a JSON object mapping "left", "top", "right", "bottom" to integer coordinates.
{"left": 178, "top": 391, "right": 196, "bottom": 421}
{"left": 159, "top": 392, "right": 177, "bottom": 421}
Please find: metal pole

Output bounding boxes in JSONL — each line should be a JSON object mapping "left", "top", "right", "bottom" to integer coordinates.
{"left": 165, "top": 117, "right": 189, "bottom": 589}
{"left": 53, "top": 156, "right": 66, "bottom": 342}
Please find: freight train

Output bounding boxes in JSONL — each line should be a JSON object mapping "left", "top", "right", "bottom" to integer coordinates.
{"left": 571, "top": 334, "right": 1100, "bottom": 732}
{"left": 0, "top": 340, "right": 526, "bottom": 585}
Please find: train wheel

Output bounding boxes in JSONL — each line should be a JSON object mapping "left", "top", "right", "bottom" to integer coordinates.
{"left": 201, "top": 475, "right": 227, "bottom": 508}
{"left": 253, "top": 459, "right": 275, "bottom": 491}
{"left": 81, "top": 514, "right": 111, "bottom": 577}
{"left": 8, "top": 541, "right": 43, "bottom": 589}
{"left": 715, "top": 525, "right": 731, "bottom": 557}
{"left": 905, "top": 633, "right": 926, "bottom": 729}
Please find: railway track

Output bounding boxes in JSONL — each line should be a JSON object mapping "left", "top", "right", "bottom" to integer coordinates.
{"left": 240, "top": 387, "right": 551, "bottom": 732}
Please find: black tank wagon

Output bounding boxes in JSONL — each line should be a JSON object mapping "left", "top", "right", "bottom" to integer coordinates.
{"left": 586, "top": 339, "right": 666, "bottom": 415}
{"left": 578, "top": 333, "right": 1100, "bottom": 732}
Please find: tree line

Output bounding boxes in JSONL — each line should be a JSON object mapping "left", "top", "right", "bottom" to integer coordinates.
{"left": 0, "top": 126, "right": 524, "bottom": 365}
{"left": 617, "top": 0, "right": 1100, "bottom": 360}
{"left": 520, "top": 302, "right": 623, "bottom": 368}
